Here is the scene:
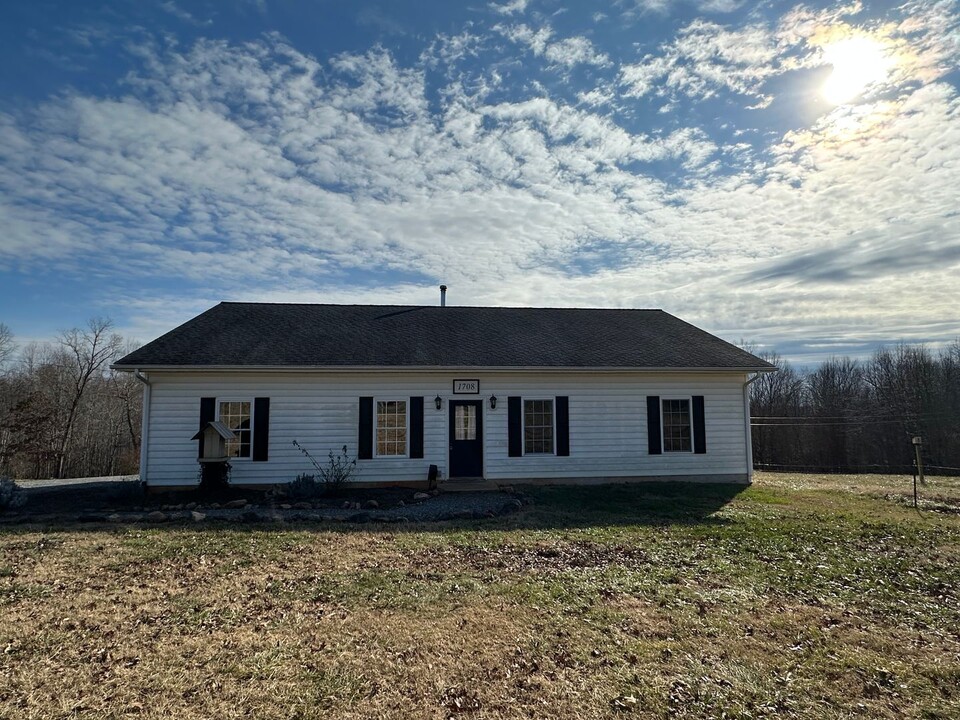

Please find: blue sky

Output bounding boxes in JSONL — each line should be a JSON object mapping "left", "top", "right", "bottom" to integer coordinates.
{"left": 1, "top": 0, "right": 958, "bottom": 363}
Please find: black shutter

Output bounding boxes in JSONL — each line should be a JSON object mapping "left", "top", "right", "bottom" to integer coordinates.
{"left": 556, "top": 396, "right": 569, "bottom": 456}
{"left": 198, "top": 397, "right": 216, "bottom": 459}
{"left": 693, "top": 395, "right": 706, "bottom": 454}
{"left": 253, "top": 397, "right": 270, "bottom": 461}
{"left": 508, "top": 396, "right": 522, "bottom": 457}
{"left": 646, "top": 396, "right": 662, "bottom": 455}
{"left": 410, "top": 396, "right": 424, "bottom": 459}
{"left": 358, "top": 397, "right": 373, "bottom": 459}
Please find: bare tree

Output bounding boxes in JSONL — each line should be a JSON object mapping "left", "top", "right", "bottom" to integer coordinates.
{"left": 111, "top": 361, "right": 143, "bottom": 467}
{"left": 746, "top": 342, "right": 960, "bottom": 474}
{"left": 54, "top": 318, "right": 123, "bottom": 478}
{"left": 0, "top": 323, "right": 15, "bottom": 369}
{"left": 1, "top": 332, "right": 142, "bottom": 480}
{"left": 749, "top": 351, "right": 807, "bottom": 467}
{"left": 0, "top": 342, "right": 60, "bottom": 477}
{"left": 807, "top": 357, "right": 865, "bottom": 470}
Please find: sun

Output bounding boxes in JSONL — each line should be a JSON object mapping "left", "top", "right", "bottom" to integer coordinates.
{"left": 821, "top": 36, "right": 892, "bottom": 105}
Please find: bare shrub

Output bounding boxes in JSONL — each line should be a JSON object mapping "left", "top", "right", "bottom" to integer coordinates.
{"left": 292, "top": 441, "right": 358, "bottom": 495}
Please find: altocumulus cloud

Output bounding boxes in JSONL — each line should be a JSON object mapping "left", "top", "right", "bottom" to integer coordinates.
{"left": 0, "top": 0, "right": 958, "bottom": 360}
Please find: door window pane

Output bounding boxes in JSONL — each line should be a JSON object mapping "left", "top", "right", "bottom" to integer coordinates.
{"left": 455, "top": 404, "right": 477, "bottom": 440}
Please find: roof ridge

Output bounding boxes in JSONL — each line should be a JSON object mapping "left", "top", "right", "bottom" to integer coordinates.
{"left": 217, "top": 302, "right": 666, "bottom": 311}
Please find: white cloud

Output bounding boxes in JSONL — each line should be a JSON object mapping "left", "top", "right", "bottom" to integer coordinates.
{"left": 490, "top": 0, "right": 529, "bottom": 16}
{"left": 626, "top": 0, "right": 743, "bottom": 16}
{"left": 424, "top": 31, "right": 485, "bottom": 67}
{"left": 1, "top": 4, "right": 959, "bottom": 360}
{"left": 496, "top": 24, "right": 608, "bottom": 67}
{"left": 543, "top": 36, "right": 610, "bottom": 67}
{"left": 619, "top": 56, "right": 671, "bottom": 98}
{"left": 618, "top": 3, "right": 960, "bottom": 107}
{"left": 159, "top": 1, "right": 212, "bottom": 27}
{"left": 495, "top": 22, "right": 552, "bottom": 55}
{"left": 577, "top": 86, "right": 615, "bottom": 107}
{"left": 620, "top": 20, "right": 785, "bottom": 101}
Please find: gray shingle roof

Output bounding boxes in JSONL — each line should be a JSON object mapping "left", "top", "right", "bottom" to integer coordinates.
{"left": 114, "top": 302, "right": 773, "bottom": 370}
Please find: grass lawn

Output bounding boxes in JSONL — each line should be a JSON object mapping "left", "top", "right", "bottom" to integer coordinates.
{"left": 1, "top": 472, "right": 959, "bottom": 719}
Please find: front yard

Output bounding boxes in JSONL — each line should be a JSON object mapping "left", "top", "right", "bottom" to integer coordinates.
{"left": 1, "top": 472, "right": 958, "bottom": 719}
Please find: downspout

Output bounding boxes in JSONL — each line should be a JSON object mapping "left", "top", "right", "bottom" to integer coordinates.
{"left": 743, "top": 373, "right": 761, "bottom": 483}
{"left": 135, "top": 371, "right": 151, "bottom": 487}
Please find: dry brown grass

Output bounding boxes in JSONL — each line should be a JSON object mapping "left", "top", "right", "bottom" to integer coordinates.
{"left": 756, "top": 468, "right": 960, "bottom": 495}
{"left": 1, "top": 474, "right": 959, "bottom": 719}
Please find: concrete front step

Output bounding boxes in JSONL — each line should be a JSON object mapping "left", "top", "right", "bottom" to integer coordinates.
{"left": 442, "top": 478, "right": 500, "bottom": 492}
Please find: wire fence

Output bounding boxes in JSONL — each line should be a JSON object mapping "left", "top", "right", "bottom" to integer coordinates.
{"left": 753, "top": 462, "right": 960, "bottom": 476}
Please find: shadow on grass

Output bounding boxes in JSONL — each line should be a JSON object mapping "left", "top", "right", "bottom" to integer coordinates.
{"left": 1, "top": 480, "right": 746, "bottom": 533}
{"left": 517, "top": 482, "right": 745, "bottom": 529}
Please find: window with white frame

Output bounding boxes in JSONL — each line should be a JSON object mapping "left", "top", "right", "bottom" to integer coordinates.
{"left": 218, "top": 400, "right": 252, "bottom": 458}
{"left": 376, "top": 400, "right": 407, "bottom": 456}
{"left": 662, "top": 398, "right": 692, "bottom": 453}
{"left": 523, "top": 399, "right": 554, "bottom": 454}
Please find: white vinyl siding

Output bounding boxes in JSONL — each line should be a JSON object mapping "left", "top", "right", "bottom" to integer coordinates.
{"left": 140, "top": 371, "right": 750, "bottom": 487}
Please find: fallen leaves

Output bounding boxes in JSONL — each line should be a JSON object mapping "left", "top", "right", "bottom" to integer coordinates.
{"left": 440, "top": 685, "right": 482, "bottom": 714}
{"left": 0, "top": 478, "right": 958, "bottom": 718}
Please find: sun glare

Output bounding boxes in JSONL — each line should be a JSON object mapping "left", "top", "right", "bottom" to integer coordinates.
{"left": 821, "top": 36, "right": 892, "bottom": 105}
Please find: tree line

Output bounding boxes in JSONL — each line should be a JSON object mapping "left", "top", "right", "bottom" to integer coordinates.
{"left": 750, "top": 342, "right": 960, "bottom": 475}
{"left": 0, "top": 319, "right": 142, "bottom": 480}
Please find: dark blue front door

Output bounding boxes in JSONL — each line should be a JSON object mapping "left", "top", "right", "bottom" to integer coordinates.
{"left": 449, "top": 400, "right": 483, "bottom": 478}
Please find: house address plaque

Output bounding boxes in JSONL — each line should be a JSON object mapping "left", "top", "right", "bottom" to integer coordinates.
{"left": 453, "top": 379, "right": 480, "bottom": 394}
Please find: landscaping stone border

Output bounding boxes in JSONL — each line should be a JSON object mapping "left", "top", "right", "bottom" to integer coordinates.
{"left": 0, "top": 489, "right": 529, "bottom": 526}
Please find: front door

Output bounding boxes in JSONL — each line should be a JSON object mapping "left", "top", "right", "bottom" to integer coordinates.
{"left": 449, "top": 400, "right": 483, "bottom": 478}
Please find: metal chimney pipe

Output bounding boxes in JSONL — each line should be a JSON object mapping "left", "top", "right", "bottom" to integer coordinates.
{"left": 440, "top": 285, "right": 447, "bottom": 307}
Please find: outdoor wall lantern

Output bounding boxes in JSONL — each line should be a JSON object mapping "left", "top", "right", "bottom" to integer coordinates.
{"left": 489, "top": 395, "right": 497, "bottom": 410}
{"left": 435, "top": 394, "right": 443, "bottom": 410}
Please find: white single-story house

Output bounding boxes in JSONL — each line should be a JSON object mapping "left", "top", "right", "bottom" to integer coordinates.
{"left": 112, "top": 294, "right": 774, "bottom": 489}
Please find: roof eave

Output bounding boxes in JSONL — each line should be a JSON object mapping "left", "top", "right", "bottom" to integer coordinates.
{"left": 112, "top": 363, "right": 775, "bottom": 373}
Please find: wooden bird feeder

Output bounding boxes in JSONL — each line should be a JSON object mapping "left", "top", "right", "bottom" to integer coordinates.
{"left": 192, "top": 421, "right": 236, "bottom": 463}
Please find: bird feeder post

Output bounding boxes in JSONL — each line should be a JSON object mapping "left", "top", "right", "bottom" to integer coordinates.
{"left": 911, "top": 436, "right": 924, "bottom": 508}
{"left": 912, "top": 437, "right": 925, "bottom": 485}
